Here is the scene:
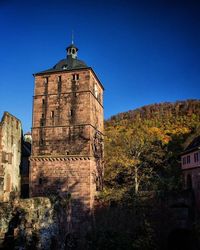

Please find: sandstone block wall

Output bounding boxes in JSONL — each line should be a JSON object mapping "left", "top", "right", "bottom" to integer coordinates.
{"left": 0, "top": 112, "right": 22, "bottom": 201}
{"left": 30, "top": 66, "right": 104, "bottom": 228}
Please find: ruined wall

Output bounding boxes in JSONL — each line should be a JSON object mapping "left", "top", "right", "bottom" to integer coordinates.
{"left": 0, "top": 112, "right": 22, "bottom": 201}
{"left": 30, "top": 157, "right": 97, "bottom": 230}
{"left": 0, "top": 197, "right": 70, "bottom": 250}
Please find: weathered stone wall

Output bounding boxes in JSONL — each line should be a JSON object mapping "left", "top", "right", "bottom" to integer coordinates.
{"left": 0, "top": 197, "right": 70, "bottom": 250}
{"left": 32, "top": 69, "right": 103, "bottom": 156}
{"left": 30, "top": 157, "right": 98, "bottom": 231}
{"left": 0, "top": 112, "right": 22, "bottom": 202}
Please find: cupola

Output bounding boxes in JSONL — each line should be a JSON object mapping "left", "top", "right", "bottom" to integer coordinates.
{"left": 66, "top": 43, "right": 78, "bottom": 59}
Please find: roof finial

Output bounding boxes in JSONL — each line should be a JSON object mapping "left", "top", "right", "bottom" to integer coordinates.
{"left": 71, "top": 30, "right": 74, "bottom": 45}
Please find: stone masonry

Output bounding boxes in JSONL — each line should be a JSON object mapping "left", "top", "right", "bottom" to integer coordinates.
{"left": 30, "top": 42, "right": 104, "bottom": 230}
{"left": 0, "top": 112, "right": 22, "bottom": 201}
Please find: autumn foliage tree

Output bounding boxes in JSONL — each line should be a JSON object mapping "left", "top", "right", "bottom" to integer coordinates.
{"left": 102, "top": 100, "right": 200, "bottom": 202}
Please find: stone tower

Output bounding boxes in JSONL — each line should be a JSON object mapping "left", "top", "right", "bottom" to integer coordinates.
{"left": 30, "top": 41, "right": 104, "bottom": 227}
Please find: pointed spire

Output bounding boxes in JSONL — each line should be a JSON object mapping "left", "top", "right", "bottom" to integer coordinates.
{"left": 66, "top": 32, "right": 78, "bottom": 59}
{"left": 71, "top": 30, "right": 74, "bottom": 45}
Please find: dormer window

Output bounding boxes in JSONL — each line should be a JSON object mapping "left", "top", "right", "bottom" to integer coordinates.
{"left": 62, "top": 65, "right": 67, "bottom": 70}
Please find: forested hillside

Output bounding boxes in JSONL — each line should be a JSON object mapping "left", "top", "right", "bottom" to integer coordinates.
{"left": 103, "top": 99, "right": 200, "bottom": 202}
{"left": 85, "top": 100, "right": 200, "bottom": 250}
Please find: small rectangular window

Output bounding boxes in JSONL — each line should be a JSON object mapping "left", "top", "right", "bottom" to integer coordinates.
{"left": 194, "top": 152, "right": 199, "bottom": 162}
{"left": 58, "top": 76, "right": 61, "bottom": 82}
{"left": 16, "top": 121, "right": 19, "bottom": 129}
{"left": 187, "top": 155, "right": 190, "bottom": 164}
{"left": 39, "top": 177, "right": 43, "bottom": 185}
{"left": 51, "top": 111, "right": 54, "bottom": 118}
{"left": 8, "top": 153, "right": 12, "bottom": 164}
{"left": 70, "top": 110, "right": 74, "bottom": 117}
{"left": 11, "top": 135, "right": 14, "bottom": 145}
{"left": 72, "top": 74, "right": 79, "bottom": 80}
{"left": 44, "top": 77, "right": 48, "bottom": 84}
{"left": 58, "top": 81, "right": 61, "bottom": 93}
{"left": 40, "top": 139, "right": 44, "bottom": 146}
{"left": 2, "top": 152, "right": 7, "bottom": 163}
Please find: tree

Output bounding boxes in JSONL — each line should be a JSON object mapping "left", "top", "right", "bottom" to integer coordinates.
{"left": 104, "top": 125, "right": 166, "bottom": 197}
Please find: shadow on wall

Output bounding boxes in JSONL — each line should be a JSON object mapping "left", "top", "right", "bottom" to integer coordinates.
{"left": 0, "top": 174, "right": 93, "bottom": 250}
{"left": 1, "top": 189, "right": 200, "bottom": 250}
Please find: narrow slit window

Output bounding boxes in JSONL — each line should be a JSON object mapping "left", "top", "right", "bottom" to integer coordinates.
{"left": 42, "top": 99, "right": 45, "bottom": 105}
{"left": 187, "top": 155, "right": 190, "bottom": 164}
{"left": 44, "top": 77, "right": 48, "bottom": 84}
{"left": 58, "top": 77, "right": 62, "bottom": 93}
{"left": 70, "top": 110, "right": 74, "bottom": 117}
{"left": 40, "top": 138, "right": 44, "bottom": 146}
{"left": 51, "top": 111, "right": 54, "bottom": 118}
{"left": 39, "top": 178, "right": 43, "bottom": 185}
{"left": 194, "top": 152, "right": 199, "bottom": 162}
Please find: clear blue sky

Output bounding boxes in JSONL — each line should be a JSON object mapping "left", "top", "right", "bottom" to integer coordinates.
{"left": 0, "top": 0, "right": 199, "bottom": 132}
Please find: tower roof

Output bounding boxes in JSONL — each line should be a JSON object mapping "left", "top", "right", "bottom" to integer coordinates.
{"left": 34, "top": 42, "right": 88, "bottom": 75}
{"left": 66, "top": 43, "right": 78, "bottom": 51}
{"left": 35, "top": 58, "right": 88, "bottom": 75}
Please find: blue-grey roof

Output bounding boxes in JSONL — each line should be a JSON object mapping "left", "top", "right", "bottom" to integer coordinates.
{"left": 35, "top": 56, "right": 88, "bottom": 75}
{"left": 184, "top": 136, "right": 200, "bottom": 152}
